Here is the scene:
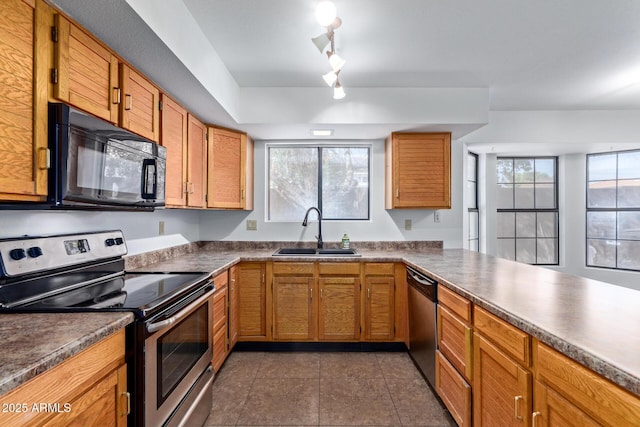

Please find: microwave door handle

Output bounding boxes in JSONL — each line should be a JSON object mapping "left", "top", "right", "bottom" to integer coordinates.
{"left": 141, "top": 158, "right": 157, "bottom": 199}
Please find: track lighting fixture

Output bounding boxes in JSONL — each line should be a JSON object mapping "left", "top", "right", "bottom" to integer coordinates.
{"left": 311, "top": 1, "right": 346, "bottom": 99}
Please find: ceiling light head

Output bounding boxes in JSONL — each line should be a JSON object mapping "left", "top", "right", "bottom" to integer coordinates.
{"left": 322, "top": 70, "right": 338, "bottom": 86}
{"left": 333, "top": 80, "right": 345, "bottom": 100}
{"left": 311, "top": 33, "right": 331, "bottom": 53}
{"left": 328, "top": 52, "right": 346, "bottom": 72}
{"left": 315, "top": 1, "right": 337, "bottom": 27}
{"left": 311, "top": 129, "right": 334, "bottom": 137}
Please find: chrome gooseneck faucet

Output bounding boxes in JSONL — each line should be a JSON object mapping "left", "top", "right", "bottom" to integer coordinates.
{"left": 302, "top": 206, "right": 323, "bottom": 249}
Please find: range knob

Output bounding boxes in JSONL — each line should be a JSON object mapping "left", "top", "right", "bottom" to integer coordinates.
{"left": 105, "top": 238, "right": 116, "bottom": 247}
{"left": 9, "top": 248, "right": 26, "bottom": 261}
{"left": 27, "top": 246, "right": 43, "bottom": 258}
{"left": 115, "top": 237, "right": 124, "bottom": 245}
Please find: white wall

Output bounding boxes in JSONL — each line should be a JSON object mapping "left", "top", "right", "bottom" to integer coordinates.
{"left": 198, "top": 139, "right": 465, "bottom": 248}
{"left": 0, "top": 209, "right": 200, "bottom": 255}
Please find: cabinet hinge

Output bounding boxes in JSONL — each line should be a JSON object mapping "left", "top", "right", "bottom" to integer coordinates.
{"left": 51, "top": 26, "right": 58, "bottom": 43}
{"left": 206, "top": 132, "right": 209, "bottom": 140}
{"left": 158, "top": 100, "right": 163, "bottom": 111}
{"left": 51, "top": 68, "right": 58, "bottom": 84}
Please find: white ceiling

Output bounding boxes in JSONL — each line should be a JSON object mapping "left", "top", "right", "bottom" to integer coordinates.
{"left": 49, "top": 0, "right": 640, "bottom": 150}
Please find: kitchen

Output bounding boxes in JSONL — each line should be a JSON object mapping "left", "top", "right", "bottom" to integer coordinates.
{"left": 1, "top": 0, "right": 640, "bottom": 426}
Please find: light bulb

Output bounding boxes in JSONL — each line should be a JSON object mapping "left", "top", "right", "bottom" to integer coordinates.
{"left": 333, "top": 83, "right": 345, "bottom": 99}
{"left": 328, "top": 53, "right": 346, "bottom": 72}
{"left": 322, "top": 71, "right": 338, "bottom": 86}
{"left": 315, "top": 1, "right": 337, "bottom": 27}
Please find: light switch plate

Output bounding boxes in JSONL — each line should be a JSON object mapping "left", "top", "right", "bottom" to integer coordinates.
{"left": 404, "top": 219, "right": 412, "bottom": 230}
{"left": 434, "top": 211, "right": 441, "bottom": 223}
{"left": 246, "top": 219, "right": 257, "bottom": 231}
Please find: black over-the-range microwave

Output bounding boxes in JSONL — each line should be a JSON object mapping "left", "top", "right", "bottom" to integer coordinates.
{"left": 1, "top": 103, "right": 166, "bottom": 211}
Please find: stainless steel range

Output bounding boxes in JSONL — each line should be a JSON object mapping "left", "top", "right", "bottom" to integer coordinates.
{"left": 0, "top": 230, "right": 215, "bottom": 427}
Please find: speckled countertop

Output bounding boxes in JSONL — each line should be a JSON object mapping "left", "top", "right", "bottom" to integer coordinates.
{"left": 0, "top": 312, "right": 133, "bottom": 396}
{"left": 127, "top": 242, "right": 640, "bottom": 397}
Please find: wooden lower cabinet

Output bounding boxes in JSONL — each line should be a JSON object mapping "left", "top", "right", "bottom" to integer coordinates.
{"left": 237, "top": 262, "right": 267, "bottom": 340}
{"left": 364, "top": 275, "right": 394, "bottom": 340}
{"left": 0, "top": 330, "right": 128, "bottom": 426}
{"left": 473, "top": 332, "right": 532, "bottom": 427}
{"left": 228, "top": 265, "right": 239, "bottom": 350}
{"left": 533, "top": 380, "right": 600, "bottom": 427}
{"left": 318, "top": 276, "right": 360, "bottom": 340}
{"left": 273, "top": 276, "right": 315, "bottom": 340}
{"left": 437, "top": 304, "right": 473, "bottom": 382}
{"left": 436, "top": 350, "right": 471, "bottom": 427}
{"left": 212, "top": 270, "right": 228, "bottom": 372}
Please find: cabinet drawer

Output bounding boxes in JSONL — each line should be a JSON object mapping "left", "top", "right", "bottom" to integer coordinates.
{"left": 213, "top": 286, "right": 227, "bottom": 331}
{"left": 318, "top": 262, "right": 360, "bottom": 275}
{"left": 273, "top": 262, "right": 314, "bottom": 275}
{"left": 438, "top": 285, "right": 471, "bottom": 323}
{"left": 364, "top": 263, "right": 394, "bottom": 275}
{"left": 474, "top": 305, "right": 530, "bottom": 367}
{"left": 535, "top": 340, "right": 640, "bottom": 426}
{"left": 437, "top": 305, "right": 472, "bottom": 381}
{"left": 436, "top": 351, "right": 471, "bottom": 427}
{"left": 213, "top": 270, "right": 228, "bottom": 289}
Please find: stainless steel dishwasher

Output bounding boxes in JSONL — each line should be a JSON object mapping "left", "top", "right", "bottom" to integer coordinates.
{"left": 407, "top": 266, "right": 438, "bottom": 387}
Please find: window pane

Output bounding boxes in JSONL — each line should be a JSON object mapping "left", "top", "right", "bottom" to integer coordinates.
{"left": 618, "top": 211, "right": 640, "bottom": 240}
{"left": 618, "top": 241, "right": 640, "bottom": 270}
{"left": 587, "top": 180, "right": 616, "bottom": 208}
{"left": 497, "top": 212, "right": 515, "bottom": 238}
{"left": 497, "top": 184, "right": 513, "bottom": 209}
{"left": 535, "top": 183, "right": 556, "bottom": 208}
{"left": 269, "top": 147, "right": 318, "bottom": 221}
{"left": 537, "top": 238, "right": 557, "bottom": 264}
{"left": 537, "top": 212, "right": 558, "bottom": 237}
{"left": 535, "top": 159, "right": 555, "bottom": 183}
{"left": 467, "top": 181, "right": 477, "bottom": 209}
{"left": 497, "top": 238, "right": 515, "bottom": 260}
{"left": 514, "top": 184, "right": 534, "bottom": 209}
{"left": 618, "top": 151, "right": 640, "bottom": 179}
{"left": 497, "top": 159, "right": 513, "bottom": 183}
{"left": 588, "top": 153, "right": 616, "bottom": 181}
{"left": 469, "top": 211, "right": 479, "bottom": 239}
{"left": 617, "top": 179, "right": 640, "bottom": 208}
{"left": 587, "top": 239, "right": 617, "bottom": 268}
{"left": 586, "top": 211, "right": 616, "bottom": 239}
{"left": 515, "top": 159, "right": 535, "bottom": 183}
{"left": 516, "top": 212, "right": 536, "bottom": 237}
{"left": 321, "top": 147, "right": 369, "bottom": 219}
{"left": 516, "top": 239, "right": 536, "bottom": 263}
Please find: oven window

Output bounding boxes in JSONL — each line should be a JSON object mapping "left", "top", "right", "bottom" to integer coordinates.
{"left": 157, "top": 303, "right": 209, "bottom": 405}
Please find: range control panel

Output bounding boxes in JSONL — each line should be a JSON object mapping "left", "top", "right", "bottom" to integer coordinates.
{"left": 0, "top": 230, "right": 127, "bottom": 278}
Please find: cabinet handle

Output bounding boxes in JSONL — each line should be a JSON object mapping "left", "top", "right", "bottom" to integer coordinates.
{"left": 532, "top": 411, "right": 541, "bottom": 426}
{"left": 320, "top": 288, "right": 323, "bottom": 298}
{"left": 396, "top": 188, "right": 399, "bottom": 198}
{"left": 241, "top": 189, "right": 245, "bottom": 200}
{"left": 310, "top": 288, "right": 313, "bottom": 300}
{"left": 514, "top": 395, "right": 523, "bottom": 420}
{"left": 125, "top": 94, "right": 133, "bottom": 110}
{"left": 122, "top": 391, "right": 131, "bottom": 415}
{"left": 367, "top": 288, "right": 371, "bottom": 299}
{"left": 113, "top": 87, "right": 121, "bottom": 104}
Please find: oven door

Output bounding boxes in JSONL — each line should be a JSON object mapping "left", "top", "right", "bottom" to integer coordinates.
{"left": 144, "top": 288, "right": 214, "bottom": 426}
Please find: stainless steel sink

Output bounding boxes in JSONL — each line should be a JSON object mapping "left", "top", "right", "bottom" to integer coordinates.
{"left": 272, "top": 247, "right": 360, "bottom": 256}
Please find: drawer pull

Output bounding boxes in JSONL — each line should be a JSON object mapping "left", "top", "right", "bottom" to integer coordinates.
{"left": 532, "top": 411, "right": 541, "bottom": 426}
{"left": 113, "top": 87, "right": 121, "bottom": 104}
{"left": 310, "top": 288, "right": 313, "bottom": 300}
{"left": 122, "top": 391, "right": 131, "bottom": 415}
{"left": 514, "top": 395, "right": 523, "bottom": 420}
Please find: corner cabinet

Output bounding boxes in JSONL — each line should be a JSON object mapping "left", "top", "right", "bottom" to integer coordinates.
{"left": 385, "top": 132, "right": 451, "bottom": 209}
{"left": 0, "top": 0, "right": 49, "bottom": 201}
{"left": 207, "top": 127, "right": 254, "bottom": 210}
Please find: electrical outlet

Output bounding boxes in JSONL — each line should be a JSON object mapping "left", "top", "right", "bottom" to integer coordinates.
{"left": 404, "top": 219, "right": 412, "bottom": 230}
{"left": 434, "top": 211, "right": 441, "bottom": 223}
{"left": 159, "top": 221, "right": 165, "bottom": 235}
{"left": 246, "top": 220, "right": 257, "bottom": 231}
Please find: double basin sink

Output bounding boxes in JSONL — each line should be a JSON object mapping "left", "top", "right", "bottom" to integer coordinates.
{"left": 272, "top": 247, "right": 360, "bottom": 257}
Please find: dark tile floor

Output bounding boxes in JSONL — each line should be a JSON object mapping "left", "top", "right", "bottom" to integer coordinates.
{"left": 204, "top": 351, "right": 456, "bottom": 426}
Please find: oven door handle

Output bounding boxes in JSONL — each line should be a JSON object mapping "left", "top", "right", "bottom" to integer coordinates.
{"left": 146, "top": 287, "right": 214, "bottom": 334}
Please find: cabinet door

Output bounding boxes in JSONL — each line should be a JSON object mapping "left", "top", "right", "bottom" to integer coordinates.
{"left": 437, "top": 304, "right": 473, "bottom": 381}
{"left": 213, "top": 323, "right": 227, "bottom": 372}
{"left": 273, "top": 276, "right": 315, "bottom": 340}
{"left": 53, "top": 14, "right": 119, "bottom": 123}
{"left": 473, "top": 332, "right": 532, "bottom": 427}
{"left": 212, "top": 286, "right": 228, "bottom": 337}
{"left": 318, "top": 277, "right": 360, "bottom": 340}
{"left": 0, "top": 0, "right": 48, "bottom": 201}
{"left": 533, "top": 380, "right": 600, "bottom": 427}
{"left": 186, "top": 114, "right": 207, "bottom": 208}
{"left": 365, "top": 276, "right": 395, "bottom": 340}
{"left": 436, "top": 351, "right": 471, "bottom": 427}
{"left": 237, "top": 263, "right": 266, "bottom": 339}
{"left": 160, "top": 94, "right": 188, "bottom": 206}
{"left": 119, "top": 63, "right": 159, "bottom": 141}
{"left": 207, "top": 127, "right": 252, "bottom": 209}
{"left": 228, "top": 266, "right": 239, "bottom": 349}
{"left": 385, "top": 132, "right": 451, "bottom": 209}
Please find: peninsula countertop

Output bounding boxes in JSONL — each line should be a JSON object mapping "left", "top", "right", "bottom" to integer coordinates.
{"left": 127, "top": 244, "right": 640, "bottom": 396}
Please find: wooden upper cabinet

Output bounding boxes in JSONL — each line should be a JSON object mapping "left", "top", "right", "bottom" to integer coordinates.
{"left": 53, "top": 13, "right": 119, "bottom": 124}
{"left": 119, "top": 64, "right": 159, "bottom": 141}
{"left": 186, "top": 114, "right": 207, "bottom": 208}
{"left": 385, "top": 132, "right": 451, "bottom": 209}
{"left": 160, "top": 94, "right": 188, "bottom": 207}
{"left": 207, "top": 127, "right": 254, "bottom": 210}
{"left": 0, "top": 0, "right": 49, "bottom": 201}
